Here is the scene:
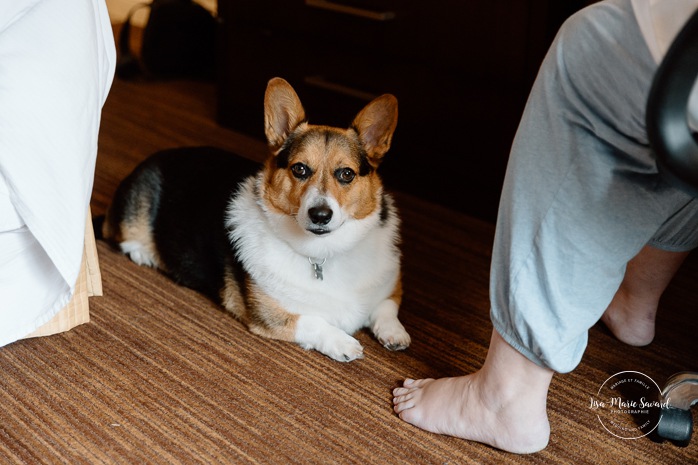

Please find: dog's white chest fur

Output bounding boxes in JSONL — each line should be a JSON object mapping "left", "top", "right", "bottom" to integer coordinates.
{"left": 226, "top": 176, "right": 400, "bottom": 334}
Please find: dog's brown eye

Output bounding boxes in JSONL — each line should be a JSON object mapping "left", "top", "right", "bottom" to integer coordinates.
{"left": 291, "top": 163, "right": 311, "bottom": 180}
{"left": 336, "top": 168, "right": 356, "bottom": 184}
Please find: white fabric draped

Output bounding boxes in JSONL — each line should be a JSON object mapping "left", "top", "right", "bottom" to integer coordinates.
{"left": 0, "top": 0, "right": 115, "bottom": 346}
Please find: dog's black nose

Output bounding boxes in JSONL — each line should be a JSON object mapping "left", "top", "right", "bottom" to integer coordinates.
{"left": 309, "top": 205, "right": 333, "bottom": 225}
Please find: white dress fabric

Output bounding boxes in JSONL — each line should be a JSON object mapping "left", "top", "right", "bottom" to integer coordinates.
{"left": 0, "top": 0, "right": 115, "bottom": 346}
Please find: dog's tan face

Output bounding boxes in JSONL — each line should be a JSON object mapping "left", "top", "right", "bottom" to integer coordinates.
{"left": 260, "top": 78, "right": 398, "bottom": 236}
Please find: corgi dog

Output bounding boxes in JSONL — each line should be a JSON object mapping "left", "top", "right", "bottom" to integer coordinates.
{"left": 101, "top": 77, "right": 410, "bottom": 361}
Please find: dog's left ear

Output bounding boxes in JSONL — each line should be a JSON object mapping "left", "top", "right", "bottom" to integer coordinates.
{"left": 264, "top": 77, "right": 307, "bottom": 153}
{"left": 351, "top": 94, "right": 398, "bottom": 167}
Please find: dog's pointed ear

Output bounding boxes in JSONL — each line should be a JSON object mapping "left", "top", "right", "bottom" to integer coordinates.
{"left": 351, "top": 94, "right": 398, "bottom": 167}
{"left": 264, "top": 78, "right": 307, "bottom": 153}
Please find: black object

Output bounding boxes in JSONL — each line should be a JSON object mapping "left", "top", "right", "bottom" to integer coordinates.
{"left": 658, "top": 406, "right": 694, "bottom": 447}
{"left": 116, "top": 0, "right": 216, "bottom": 80}
{"left": 655, "top": 372, "right": 698, "bottom": 447}
{"left": 647, "top": 8, "right": 698, "bottom": 196}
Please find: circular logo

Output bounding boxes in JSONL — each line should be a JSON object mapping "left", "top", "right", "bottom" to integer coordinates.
{"left": 589, "top": 371, "right": 663, "bottom": 439}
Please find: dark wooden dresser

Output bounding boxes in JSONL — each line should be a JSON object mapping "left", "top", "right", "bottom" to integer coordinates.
{"left": 216, "top": 0, "right": 588, "bottom": 221}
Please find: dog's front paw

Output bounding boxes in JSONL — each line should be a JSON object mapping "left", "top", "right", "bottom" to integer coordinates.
{"left": 295, "top": 315, "right": 364, "bottom": 362}
{"left": 322, "top": 333, "right": 365, "bottom": 362}
{"left": 375, "top": 323, "right": 411, "bottom": 351}
{"left": 370, "top": 300, "right": 411, "bottom": 351}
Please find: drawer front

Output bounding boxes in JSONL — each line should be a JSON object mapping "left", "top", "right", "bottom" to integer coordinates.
{"left": 224, "top": 0, "right": 404, "bottom": 51}
{"left": 220, "top": 0, "right": 531, "bottom": 79}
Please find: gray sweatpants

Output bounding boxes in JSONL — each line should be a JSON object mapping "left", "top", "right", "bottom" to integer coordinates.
{"left": 490, "top": 0, "right": 698, "bottom": 373}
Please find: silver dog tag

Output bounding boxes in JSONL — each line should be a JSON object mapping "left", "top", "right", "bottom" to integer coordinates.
{"left": 312, "top": 262, "right": 323, "bottom": 280}
{"left": 308, "top": 257, "right": 326, "bottom": 281}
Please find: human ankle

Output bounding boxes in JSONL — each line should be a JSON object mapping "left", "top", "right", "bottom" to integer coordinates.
{"left": 479, "top": 332, "right": 553, "bottom": 405}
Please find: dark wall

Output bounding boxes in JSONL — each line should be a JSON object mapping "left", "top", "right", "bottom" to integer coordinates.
{"left": 216, "top": 0, "right": 591, "bottom": 222}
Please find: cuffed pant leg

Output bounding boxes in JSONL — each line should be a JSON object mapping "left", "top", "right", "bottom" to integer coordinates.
{"left": 489, "top": 0, "right": 698, "bottom": 373}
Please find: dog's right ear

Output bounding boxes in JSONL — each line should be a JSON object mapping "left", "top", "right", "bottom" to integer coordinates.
{"left": 264, "top": 78, "right": 307, "bottom": 153}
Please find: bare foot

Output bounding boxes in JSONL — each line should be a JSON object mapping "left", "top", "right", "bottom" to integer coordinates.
{"left": 601, "top": 246, "right": 689, "bottom": 347}
{"left": 600, "top": 288, "right": 656, "bottom": 346}
{"left": 393, "top": 331, "right": 553, "bottom": 454}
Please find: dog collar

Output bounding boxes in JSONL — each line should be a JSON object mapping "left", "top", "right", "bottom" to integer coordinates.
{"left": 308, "top": 257, "right": 327, "bottom": 281}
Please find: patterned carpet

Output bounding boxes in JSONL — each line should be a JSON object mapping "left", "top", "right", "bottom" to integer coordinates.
{"left": 1, "top": 196, "right": 697, "bottom": 463}
{"left": 1, "top": 62, "right": 697, "bottom": 463}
